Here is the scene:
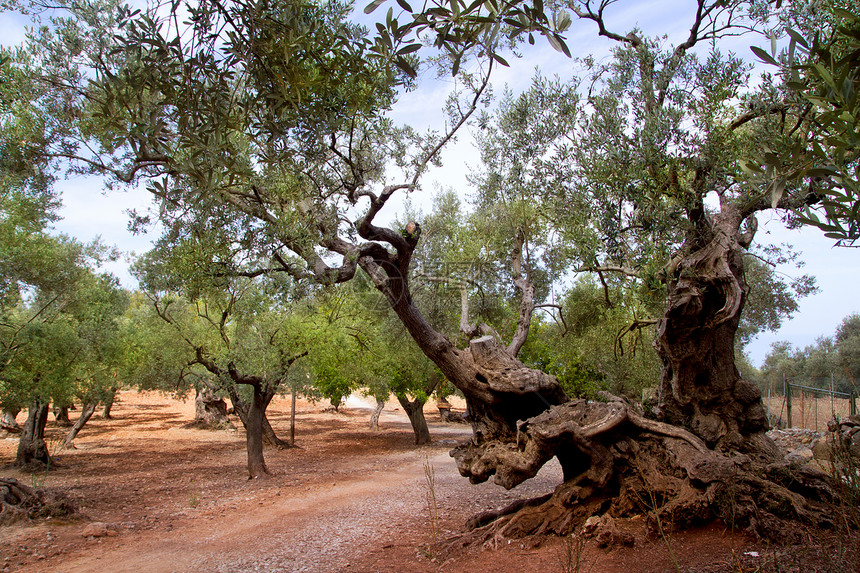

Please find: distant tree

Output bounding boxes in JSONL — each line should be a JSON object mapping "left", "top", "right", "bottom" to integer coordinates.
{"left": 836, "top": 313, "right": 860, "bottom": 391}
{"left": 761, "top": 340, "right": 802, "bottom": 390}
{"left": 761, "top": 313, "right": 860, "bottom": 396}
{"left": 10, "top": 0, "right": 841, "bottom": 540}
{"left": 135, "top": 252, "right": 309, "bottom": 479}
{"left": 2, "top": 258, "right": 125, "bottom": 467}
{"left": 57, "top": 272, "right": 130, "bottom": 449}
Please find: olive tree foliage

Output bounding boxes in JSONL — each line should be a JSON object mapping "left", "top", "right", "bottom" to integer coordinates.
{"left": 753, "top": 2, "right": 860, "bottom": 245}
{"left": 133, "top": 248, "right": 312, "bottom": 478}
{"left": 516, "top": 277, "right": 663, "bottom": 399}
{"left": 491, "top": 0, "right": 841, "bottom": 435}
{"left": 351, "top": 275, "right": 445, "bottom": 443}
{"left": 2, "top": 39, "right": 130, "bottom": 461}
{"left": 10, "top": 0, "right": 841, "bottom": 539}
{"left": 737, "top": 250, "right": 818, "bottom": 349}
{"left": 136, "top": 244, "right": 318, "bottom": 478}
{"left": 322, "top": 0, "right": 842, "bottom": 542}
{"left": 1, "top": 254, "right": 128, "bottom": 466}
{"left": 302, "top": 286, "right": 365, "bottom": 412}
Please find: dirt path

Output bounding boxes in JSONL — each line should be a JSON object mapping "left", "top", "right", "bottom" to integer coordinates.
{"left": 1, "top": 392, "right": 768, "bottom": 573}
{"left": 50, "top": 449, "right": 455, "bottom": 572}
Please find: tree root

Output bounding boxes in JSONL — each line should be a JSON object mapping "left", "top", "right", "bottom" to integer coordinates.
{"left": 0, "top": 477, "right": 78, "bottom": 526}
{"left": 446, "top": 397, "right": 839, "bottom": 549}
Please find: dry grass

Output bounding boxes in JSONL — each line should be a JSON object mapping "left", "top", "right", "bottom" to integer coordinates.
{"left": 763, "top": 393, "right": 855, "bottom": 432}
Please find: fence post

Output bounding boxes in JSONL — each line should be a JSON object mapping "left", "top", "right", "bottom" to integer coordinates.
{"left": 767, "top": 386, "right": 771, "bottom": 421}
{"left": 851, "top": 391, "right": 857, "bottom": 417}
{"left": 785, "top": 375, "right": 792, "bottom": 428}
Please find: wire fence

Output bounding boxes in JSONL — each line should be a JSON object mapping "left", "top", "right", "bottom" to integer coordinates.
{"left": 763, "top": 378, "right": 858, "bottom": 432}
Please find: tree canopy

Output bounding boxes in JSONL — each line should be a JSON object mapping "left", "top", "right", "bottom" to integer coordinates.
{"left": 1, "top": 0, "right": 852, "bottom": 543}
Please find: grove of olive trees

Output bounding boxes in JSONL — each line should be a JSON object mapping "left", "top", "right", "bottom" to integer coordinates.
{"left": 2, "top": 0, "right": 859, "bottom": 557}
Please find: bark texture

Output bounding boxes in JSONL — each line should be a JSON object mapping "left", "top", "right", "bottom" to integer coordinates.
{"left": 228, "top": 386, "right": 292, "bottom": 450}
{"left": 655, "top": 207, "right": 772, "bottom": 455}
{"left": 397, "top": 395, "right": 431, "bottom": 445}
{"left": 190, "top": 387, "right": 233, "bottom": 429}
{"left": 61, "top": 402, "right": 97, "bottom": 449}
{"left": 245, "top": 388, "right": 270, "bottom": 478}
{"left": 357, "top": 218, "right": 831, "bottom": 545}
{"left": 0, "top": 478, "right": 77, "bottom": 526}
{"left": 15, "top": 401, "right": 52, "bottom": 468}
{"left": 101, "top": 390, "right": 116, "bottom": 419}
{"left": 1, "top": 407, "right": 21, "bottom": 433}
{"left": 53, "top": 406, "right": 72, "bottom": 427}
{"left": 369, "top": 398, "right": 384, "bottom": 430}
{"left": 448, "top": 395, "right": 835, "bottom": 546}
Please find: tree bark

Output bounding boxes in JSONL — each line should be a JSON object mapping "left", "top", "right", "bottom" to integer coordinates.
{"left": 61, "top": 402, "right": 97, "bottom": 449}
{"left": 101, "top": 389, "right": 117, "bottom": 419}
{"left": 392, "top": 294, "right": 567, "bottom": 447}
{"left": 397, "top": 395, "right": 430, "bottom": 444}
{"left": 655, "top": 208, "right": 774, "bottom": 456}
{"left": 447, "top": 395, "right": 835, "bottom": 546}
{"left": 356, "top": 219, "right": 835, "bottom": 545}
{"left": 361, "top": 244, "right": 567, "bottom": 480}
{"left": 53, "top": 405, "right": 72, "bottom": 427}
{"left": 15, "top": 401, "right": 52, "bottom": 468}
{"left": 228, "top": 386, "right": 291, "bottom": 449}
{"left": 369, "top": 398, "right": 384, "bottom": 430}
{"left": 290, "top": 385, "right": 297, "bottom": 446}
{"left": 245, "top": 386, "right": 272, "bottom": 479}
{"left": 0, "top": 478, "right": 77, "bottom": 525}
{"left": 191, "top": 386, "right": 232, "bottom": 429}
{"left": 1, "top": 406, "right": 21, "bottom": 433}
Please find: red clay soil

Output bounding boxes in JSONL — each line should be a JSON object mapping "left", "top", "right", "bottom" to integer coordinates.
{"left": 0, "top": 392, "right": 789, "bottom": 573}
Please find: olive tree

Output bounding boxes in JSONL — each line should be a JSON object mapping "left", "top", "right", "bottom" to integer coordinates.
{"left": 11, "top": 0, "right": 841, "bottom": 540}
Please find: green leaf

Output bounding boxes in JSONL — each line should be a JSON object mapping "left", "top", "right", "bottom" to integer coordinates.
{"left": 806, "top": 166, "right": 839, "bottom": 177}
{"left": 396, "top": 43, "right": 422, "bottom": 55}
{"left": 547, "top": 33, "right": 570, "bottom": 57}
{"left": 786, "top": 28, "right": 810, "bottom": 51}
{"left": 492, "top": 52, "right": 509, "bottom": 67}
{"left": 395, "top": 56, "right": 417, "bottom": 78}
{"left": 739, "top": 160, "right": 763, "bottom": 177}
{"left": 556, "top": 10, "right": 572, "bottom": 32}
{"left": 750, "top": 46, "right": 778, "bottom": 66}
{"left": 833, "top": 7, "right": 856, "bottom": 20}
{"left": 770, "top": 177, "right": 787, "bottom": 209}
{"left": 396, "top": 0, "right": 413, "bottom": 11}
{"left": 364, "top": 0, "right": 387, "bottom": 14}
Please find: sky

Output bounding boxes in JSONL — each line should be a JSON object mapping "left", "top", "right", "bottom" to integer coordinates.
{"left": 2, "top": 1, "right": 858, "bottom": 368}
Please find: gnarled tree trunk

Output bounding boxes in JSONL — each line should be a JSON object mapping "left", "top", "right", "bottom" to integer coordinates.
{"left": 245, "top": 387, "right": 271, "bottom": 479}
{"left": 191, "top": 386, "right": 233, "bottom": 429}
{"left": 448, "top": 396, "right": 835, "bottom": 546}
{"left": 655, "top": 207, "right": 774, "bottom": 457}
{"left": 16, "top": 401, "right": 52, "bottom": 468}
{"left": 358, "top": 220, "right": 834, "bottom": 546}
{"left": 228, "top": 385, "right": 291, "bottom": 449}
{"left": 53, "top": 405, "right": 72, "bottom": 427}
{"left": 101, "top": 388, "right": 117, "bottom": 419}
{"left": 1, "top": 478, "right": 77, "bottom": 525}
{"left": 1, "top": 406, "right": 21, "bottom": 433}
